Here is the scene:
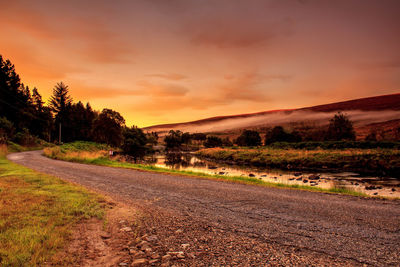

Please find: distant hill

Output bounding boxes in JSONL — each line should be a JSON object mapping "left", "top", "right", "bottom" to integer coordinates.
{"left": 144, "top": 93, "right": 400, "bottom": 137}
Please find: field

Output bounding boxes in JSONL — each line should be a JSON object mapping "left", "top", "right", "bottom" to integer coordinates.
{"left": 0, "top": 145, "right": 104, "bottom": 266}
{"left": 196, "top": 146, "right": 400, "bottom": 176}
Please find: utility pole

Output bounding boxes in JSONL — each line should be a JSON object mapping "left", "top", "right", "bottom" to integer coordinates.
{"left": 59, "top": 123, "right": 62, "bottom": 144}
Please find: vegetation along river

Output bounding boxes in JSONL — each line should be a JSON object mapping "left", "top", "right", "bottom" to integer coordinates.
{"left": 142, "top": 152, "right": 400, "bottom": 198}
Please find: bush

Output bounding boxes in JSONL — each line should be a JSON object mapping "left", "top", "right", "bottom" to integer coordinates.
{"left": 204, "top": 136, "right": 223, "bottom": 148}
{"left": 122, "top": 127, "right": 148, "bottom": 159}
{"left": 325, "top": 112, "right": 355, "bottom": 141}
{"left": 164, "top": 130, "right": 183, "bottom": 150}
{"left": 0, "top": 117, "right": 15, "bottom": 144}
{"left": 13, "top": 128, "right": 37, "bottom": 146}
{"left": 265, "top": 126, "right": 301, "bottom": 145}
{"left": 236, "top": 130, "right": 262, "bottom": 146}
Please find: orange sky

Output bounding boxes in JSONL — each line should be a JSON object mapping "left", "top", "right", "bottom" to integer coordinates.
{"left": 1, "top": 0, "right": 399, "bottom": 127}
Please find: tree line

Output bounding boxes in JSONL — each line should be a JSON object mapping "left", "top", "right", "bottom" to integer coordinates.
{"left": 164, "top": 112, "right": 358, "bottom": 149}
{"left": 0, "top": 54, "right": 155, "bottom": 157}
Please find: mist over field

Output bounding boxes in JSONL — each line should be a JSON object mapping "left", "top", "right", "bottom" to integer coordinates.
{"left": 150, "top": 110, "right": 400, "bottom": 134}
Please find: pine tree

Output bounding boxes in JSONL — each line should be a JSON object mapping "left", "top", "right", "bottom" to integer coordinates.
{"left": 49, "top": 82, "right": 73, "bottom": 116}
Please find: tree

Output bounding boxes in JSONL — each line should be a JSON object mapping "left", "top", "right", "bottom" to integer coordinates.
{"left": 92, "top": 109, "right": 125, "bottom": 146}
{"left": 236, "top": 130, "right": 261, "bottom": 146}
{"left": 264, "top": 126, "right": 302, "bottom": 145}
{"left": 365, "top": 130, "right": 377, "bottom": 141}
{"left": 122, "top": 126, "right": 148, "bottom": 160}
{"left": 164, "top": 130, "right": 183, "bottom": 150}
{"left": 49, "top": 82, "right": 73, "bottom": 142}
{"left": 49, "top": 82, "right": 73, "bottom": 117}
{"left": 222, "top": 137, "right": 233, "bottom": 147}
{"left": 325, "top": 112, "right": 355, "bottom": 141}
{"left": 204, "top": 136, "right": 223, "bottom": 148}
{"left": 0, "top": 55, "right": 30, "bottom": 130}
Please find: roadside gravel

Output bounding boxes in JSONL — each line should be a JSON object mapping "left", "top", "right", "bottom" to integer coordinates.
{"left": 8, "top": 151, "right": 400, "bottom": 266}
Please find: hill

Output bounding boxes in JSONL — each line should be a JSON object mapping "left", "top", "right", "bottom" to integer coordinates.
{"left": 144, "top": 93, "right": 400, "bottom": 138}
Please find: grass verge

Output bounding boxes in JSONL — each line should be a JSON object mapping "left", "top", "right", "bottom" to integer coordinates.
{"left": 43, "top": 142, "right": 369, "bottom": 198}
{"left": 0, "top": 145, "right": 104, "bottom": 266}
{"left": 196, "top": 147, "right": 400, "bottom": 176}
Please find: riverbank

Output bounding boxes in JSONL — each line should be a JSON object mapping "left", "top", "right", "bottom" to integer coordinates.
{"left": 42, "top": 142, "right": 375, "bottom": 197}
{"left": 196, "top": 147, "right": 400, "bottom": 176}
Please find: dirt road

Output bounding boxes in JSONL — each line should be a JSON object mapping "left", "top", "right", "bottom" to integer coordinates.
{"left": 8, "top": 151, "right": 400, "bottom": 266}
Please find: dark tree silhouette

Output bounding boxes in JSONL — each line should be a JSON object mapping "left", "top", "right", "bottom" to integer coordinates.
{"left": 49, "top": 82, "right": 73, "bottom": 142}
{"left": 236, "top": 130, "right": 262, "bottom": 146}
{"left": 265, "top": 126, "right": 302, "bottom": 145}
{"left": 122, "top": 126, "right": 148, "bottom": 159}
{"left": 204, "top": 136, "right": 223, "bottom": 148}
{"left": 92, "top": 109, "right": 125, "bottom": 146}
{"left": 164, "top": 130, "right": 183, "bottom": 150}
{"left": 325, "top": 112, "right": 355, "bottom": 141}
{"left": 49, "top": 82, "right": 73, "bottom": 116}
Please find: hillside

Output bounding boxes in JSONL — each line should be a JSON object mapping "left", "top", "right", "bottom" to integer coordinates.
{"left": 144, "top": 93, "right": 400, "bottom": 137}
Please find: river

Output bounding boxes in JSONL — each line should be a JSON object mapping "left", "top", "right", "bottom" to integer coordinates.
{"left": 140, "top": 152, "right": 399, "bottom": 198}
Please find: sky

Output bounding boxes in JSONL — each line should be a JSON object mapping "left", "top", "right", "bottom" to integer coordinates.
{"left": 1, "top": 0, "right": 399, "bottom": 127}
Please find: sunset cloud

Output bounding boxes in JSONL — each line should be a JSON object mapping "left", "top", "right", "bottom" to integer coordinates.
{"left": 1, "top": 0, "right": 399, "bottom": 127}
{"left": 146, "top": 73, "right": 187, "bottom": 80}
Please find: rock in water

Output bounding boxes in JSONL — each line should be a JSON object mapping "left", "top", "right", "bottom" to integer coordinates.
{"left": 308, "top": 174, "right": 320, "bottom": 180}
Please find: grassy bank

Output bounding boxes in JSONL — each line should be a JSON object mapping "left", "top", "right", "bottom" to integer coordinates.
{"left": 195, "top": 147, "right": 400, "bottom": 176}
{"left": 0, "top": 145, "right": 104, "bottom": 266}
{"left": 43, "top": 142, "right": 369, "bottom": 197}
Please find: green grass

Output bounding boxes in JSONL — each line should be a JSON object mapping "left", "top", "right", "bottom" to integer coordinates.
{"left": 196, "top": 147, "right": 400, "bottom": 176}
{"left": 43, "top": 142, "right": 369, "bottom": 198}
{"left": 7, "top": 141, "right": 55, "bottom": 153}
{"left": 55, "top": 141, "right": 112, "bottom": 153}
{"left": 0, "top": 145, "right": 104, "bottom": 266}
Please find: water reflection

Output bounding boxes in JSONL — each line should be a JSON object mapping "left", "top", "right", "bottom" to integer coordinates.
{"left": 142, "top": 152, "right": 399, "bottom": 198}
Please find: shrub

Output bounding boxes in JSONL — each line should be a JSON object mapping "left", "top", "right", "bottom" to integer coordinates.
{"left": 236, "top": 130, "right": 262, "bottom": 146}
{"left": 325, "top": 112, "right": 355, "bottom": 141}
{"left": 204, "top": 136, "right": 223, "bottom": 148}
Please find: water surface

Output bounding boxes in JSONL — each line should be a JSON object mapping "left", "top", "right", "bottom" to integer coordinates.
{"left": 141, "top": 153, "right": 399, "bottom": 198}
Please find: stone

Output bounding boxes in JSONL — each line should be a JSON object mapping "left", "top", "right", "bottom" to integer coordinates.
{"left": 176, "top": 252, "right": 185, "bottom": 259}
{"left": 175, "top": 229, "right": 183, "bottom": 234}
{"left": 162, "top": 254, "right": 171, "bottom": 262}
{"left": 146, "top": 235, "right": 158, "bottom": 242}
{"left": 308, "top": 174, "right": 320, "bottom": 180}
{"left": 303, "top": 179, "right": 308, "bottom": 183}
{"left": 365, "top": 185, "right": 377, "bottom": 190}
{"left": 149, "top": 259, "right": 159, "bottom": 265}
{"left": 119, "top": 263, "right": 128, "bottom": 266}
{"left": 392, "top": 188, "right": 396, "bottom": 192}
{"left": 249, "top": 173, "right": 256, "bottom": 177}
{"left": 131, "top": 259, "right": 148, "bottom": 266}
{"left": 294, "top": 172, "right": 302, "bottom": 177}
{"left": 120, "top": 227, "right": 132, "bottom": 232}
{"left": 100, "top": 232, "right": 111, "bottom": 239}
{"left": 151, "top": 253, "right": 160, "bottom": 259}
{"left": 181, "top": 243, "right": 190, "bottom": 249}
{"left": 218, "top": 172, "right": 225, "bottom": 175}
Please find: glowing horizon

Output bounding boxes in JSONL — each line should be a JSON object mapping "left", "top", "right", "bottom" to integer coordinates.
{"left": 1, "top": 0, "right": 399, "bottom": 127}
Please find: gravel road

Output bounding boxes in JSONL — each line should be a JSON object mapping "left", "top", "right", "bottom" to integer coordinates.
{"left": 8, "top": 151, "right": 400, "bottom": 266}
